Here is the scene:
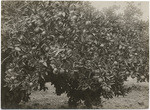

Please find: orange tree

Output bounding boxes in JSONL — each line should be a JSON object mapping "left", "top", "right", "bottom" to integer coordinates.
{"left": 1, "top": 1, "right": 149, "bottom": 108}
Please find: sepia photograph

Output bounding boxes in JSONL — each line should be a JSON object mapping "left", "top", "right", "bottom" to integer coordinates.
{"left": 1, "top": 1, "right": 149, "bottom": 109}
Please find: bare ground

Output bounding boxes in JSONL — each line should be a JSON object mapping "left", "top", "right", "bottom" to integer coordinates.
{"left": 19, "top": 77, "right": 149, "bottom": 109}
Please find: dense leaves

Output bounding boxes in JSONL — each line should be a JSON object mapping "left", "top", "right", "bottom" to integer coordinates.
{"left": 1, "top": 1, "right": 148, "bottom": 108}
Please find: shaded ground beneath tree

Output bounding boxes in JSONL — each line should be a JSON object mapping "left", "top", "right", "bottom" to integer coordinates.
{"left": 20, "top": 77, "right": 149, "bottom": 109}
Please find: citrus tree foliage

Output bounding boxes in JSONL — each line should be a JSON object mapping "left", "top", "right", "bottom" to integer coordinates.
{"left": 1, "top": 1, "right": 149, "bottom": 108}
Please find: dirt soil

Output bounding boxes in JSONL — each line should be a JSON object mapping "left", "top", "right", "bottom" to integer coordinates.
{"left": 19, "top": 77, "right": 149, "bottom": 109}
